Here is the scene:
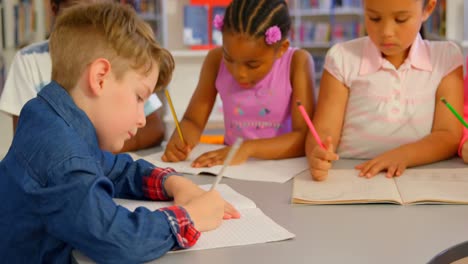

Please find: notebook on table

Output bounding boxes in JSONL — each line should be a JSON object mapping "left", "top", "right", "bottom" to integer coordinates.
{"left": 116, "top": 184, "right": 295, "bottom": 251}
{"left": 136, "top": 144, "right": 308, "bottom": 183}
{"left": 292, "top": 168, "right": 468, "bottom": 205}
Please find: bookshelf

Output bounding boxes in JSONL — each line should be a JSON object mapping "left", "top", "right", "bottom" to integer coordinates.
{"left": 0, "top": 0, "right": 47, "bottom": 70}
{"left": 288, "top": 0, "right": 364, "bottom": 95}
{"left": 122, "top": 0, "right": 168, "bottom": 47}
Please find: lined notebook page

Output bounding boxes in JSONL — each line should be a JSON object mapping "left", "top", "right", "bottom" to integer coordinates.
{"left": 113, "top": 184, "right": 294, "bottom": 252}
{"left": 137, "top": 144, "right": 308, "bottom": 183}
{"left": 186, "top": 207, "right": 295, "bottom": 251}
{"left": 395, "top": 168, "right": 468, "bottom": 204}
{"left": 292, "top": 169, "right": 402, "bottom": 204}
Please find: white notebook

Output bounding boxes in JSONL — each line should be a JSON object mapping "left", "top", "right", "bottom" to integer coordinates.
{"left": 114, "top": 184, "right": 294, "bottom": 251}
{"left": 136, "top": 144, "right": 308, "bottom": 183}
{"left": 292, "top": 168, "right": 468, "bottom": 205}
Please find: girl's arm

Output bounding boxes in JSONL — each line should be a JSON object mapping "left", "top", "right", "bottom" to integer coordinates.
{"left": 241, "top": 49, "right": 316, "bottom": 160}
{"left": 358, "top": 66, "right": 464, "bottom": 177}
{"left": 306, "top": 70, "right": 348, "bottom": 180}
{"left": 162, "top": 48, "right": 222, "bottom": 162}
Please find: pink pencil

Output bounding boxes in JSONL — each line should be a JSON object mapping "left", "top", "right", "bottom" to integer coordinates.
{"left": 296, "top": 101, "right": 326, "bottom": 149}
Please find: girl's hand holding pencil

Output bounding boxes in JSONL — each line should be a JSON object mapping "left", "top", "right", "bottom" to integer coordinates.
{"left": 162, "top": 134, "right": 194, "bottom": 162}
{"left": 162, "top": 89, "right": 199, "bottom": 162}
{"left": 307, "top": 136, "right": 339, "bottom": 181}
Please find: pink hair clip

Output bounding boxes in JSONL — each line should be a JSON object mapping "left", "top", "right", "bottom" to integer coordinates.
{"left": 265, "top": 26, "right": 282, "bottom": 45}
{"left": 213, "top": 14, "right": 224, "bottom": 30}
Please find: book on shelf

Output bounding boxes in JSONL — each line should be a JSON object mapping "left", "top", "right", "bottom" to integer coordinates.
{"left": 293, "top": 21, "right": 363, "bottom": 46}
{"left": 292, "top": 168, "right": 468, "bottom": 205}
{"left": 290, "top": 0, "right": 361, "bottom": 10}
{"left": 183, "top": 5, "right": 209, "bottom": 46}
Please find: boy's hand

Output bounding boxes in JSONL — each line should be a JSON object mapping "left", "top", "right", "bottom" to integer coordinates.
{"left": 183, "top": 190, "right": 226, "bottom": 232}
{"left": 308, "top": 136, "right": 339, "bottom": 181}
{"left": 462, "top": 141, "right": 468, "bottom": 163}
{"left": 169, "top": 176, "right": 240, "bottom": 220}
{"left": 191, "top": 145, "right": 249, "bottom": 168}
{"left": 355, "top": 149, "right": 408, "bottom": 178}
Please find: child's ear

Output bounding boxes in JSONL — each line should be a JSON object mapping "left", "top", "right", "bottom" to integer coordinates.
{"left": 276, "top": 39, "right": 290, "bottom": 58}
{"left": 87, "top": 58, "right": 112, "bottom": 96}
{"left": 422, "top": 0, "right": 437, "bottom": 22}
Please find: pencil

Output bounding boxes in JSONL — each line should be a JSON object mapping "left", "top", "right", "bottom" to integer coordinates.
{"left": 296, "top": 101, "right": 326, "bottom": 149}
{"left": 164, "top": 89, "right": 185, "bottom": 144}
{"left": 440, "top": 97, "right": 468, "bottom": 128}
{"left": 210, "top": 138, "right": 243, "bottom": 191}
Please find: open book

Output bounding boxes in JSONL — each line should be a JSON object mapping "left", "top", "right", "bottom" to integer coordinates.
{"left": 116, "top": 184, "right": 295, "bottom": 251}
{"left": 136, "top": 144, "right": 308, "bottom": 183}
{"left": 292, "top": 168, "right": 468, "bottom": 205}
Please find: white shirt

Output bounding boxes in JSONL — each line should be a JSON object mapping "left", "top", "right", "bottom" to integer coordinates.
{"left": 324, "top": 35, "right": 463, "bottom": 159}
{"left": 0, "top": 40, "right": 162, "bottom": 117}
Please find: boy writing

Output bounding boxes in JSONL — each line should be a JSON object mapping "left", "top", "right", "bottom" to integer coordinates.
{"left": 0, "top": 3, "right": 239, "bottom": 263}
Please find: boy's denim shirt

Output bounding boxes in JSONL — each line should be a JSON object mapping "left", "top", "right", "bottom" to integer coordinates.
{"left": 0, "top": 81, "right": 199, "bottom": 263}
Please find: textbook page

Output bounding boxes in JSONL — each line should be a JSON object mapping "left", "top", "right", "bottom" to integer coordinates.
{"left": 292, "top": 169, "right": 402, "bottom": 204}
{"left": 115, "top": 184, "right": 295, "bottom": 252}
{"left": 138, "top": 144, "right": 308, "bottom": 183}
{"left": 394, "top": 168, "right": 468, "bottom": 204}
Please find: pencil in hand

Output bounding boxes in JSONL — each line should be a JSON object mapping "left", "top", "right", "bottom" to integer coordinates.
{"left": 210, "top": 138, "right": 243, "bottom": 191}
{"left": 440, "top": 97, "right": 468, "bottom": 128}
{"left": 296, "top": 100, "right": 326, "bottom": 149}
{"left": 164, "top": 89, "right": 186, "bottom": 144}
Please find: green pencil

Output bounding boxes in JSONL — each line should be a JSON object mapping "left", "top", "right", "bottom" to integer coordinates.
{"left": 440, "top": 97, "right": 468, "bottom": 128}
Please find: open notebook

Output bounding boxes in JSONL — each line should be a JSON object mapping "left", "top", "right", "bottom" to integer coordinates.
{"left": 136, "top": 144, "right": 308, "bottom": 183}
{"left": 120, "top": 184, "right": 294, "bottom": 251}
{"left": 292, "top": 168, "right": 468, "bottom": 205}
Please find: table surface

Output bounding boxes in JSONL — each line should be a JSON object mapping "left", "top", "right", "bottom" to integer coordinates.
{"left": 74, "top": 157, "right": 468, "bottom": 264}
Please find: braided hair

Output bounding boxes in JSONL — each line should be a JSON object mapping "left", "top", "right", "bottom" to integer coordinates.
{"left": 222, "top": 0, "right": 290, "bottom": 43}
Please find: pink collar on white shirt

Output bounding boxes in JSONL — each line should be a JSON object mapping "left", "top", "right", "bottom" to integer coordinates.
{"left": 359, "top": 34, "right": 432, "bottom": 75}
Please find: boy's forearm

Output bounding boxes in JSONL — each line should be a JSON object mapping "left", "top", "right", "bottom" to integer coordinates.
{"left": 244, "top": 131, "right": 306, "bottom": 160}
{"left": 400, "top": 131, "right": 460, "bottom": 167}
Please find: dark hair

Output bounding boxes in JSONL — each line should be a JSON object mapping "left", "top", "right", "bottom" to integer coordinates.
{"left": 223, "top": 0, "right": 290, "bottom": 42}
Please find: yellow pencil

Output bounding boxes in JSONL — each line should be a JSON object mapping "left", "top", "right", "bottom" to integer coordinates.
{"left": 164, "top": 89, "right": 185, "bottom": 144}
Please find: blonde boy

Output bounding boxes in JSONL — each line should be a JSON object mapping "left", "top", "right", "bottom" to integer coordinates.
{"left": 0, "top": 3, "right": 238, "bottom": 263}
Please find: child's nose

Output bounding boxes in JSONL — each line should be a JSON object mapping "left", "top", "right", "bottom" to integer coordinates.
{"left": 137, "top": 106, "right": 146, "bottom": 128}
{"left": 233, "top": 64, "right": 248, "bottom": 79}
{"left": 382, "top": 21, "right": 395, "bottom": 38}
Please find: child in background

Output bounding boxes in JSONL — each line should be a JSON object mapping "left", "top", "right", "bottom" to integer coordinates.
{"left": 459, "top": 57, "right": 468, "bottom": 162}
{"left": 0, "top": 0, "right": 166, "bottom": 153}
{"left": 0, "top": 3, "right": 239, "bottom": 263}
{"left": 307, "top": 0, "right": 463, "bottom": 181}
{"left": 163, "top": 0, "right": 315, "bottom": 167}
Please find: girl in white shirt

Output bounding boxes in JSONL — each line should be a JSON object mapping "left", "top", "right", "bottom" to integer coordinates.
{"left": 306, "top": 0, "right": 464, "bottom": 181}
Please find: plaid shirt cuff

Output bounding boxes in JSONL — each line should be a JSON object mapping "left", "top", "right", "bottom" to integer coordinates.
{"left": 142, "top": 167, "right": 178, "bottom": 200}
{"left": 160, "top": 206, "right": 200, "bottom": 249}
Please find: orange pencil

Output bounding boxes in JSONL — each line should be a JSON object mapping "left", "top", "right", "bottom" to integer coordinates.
{"left": 164, "top": 89, "right": 185, "bottom": 144}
